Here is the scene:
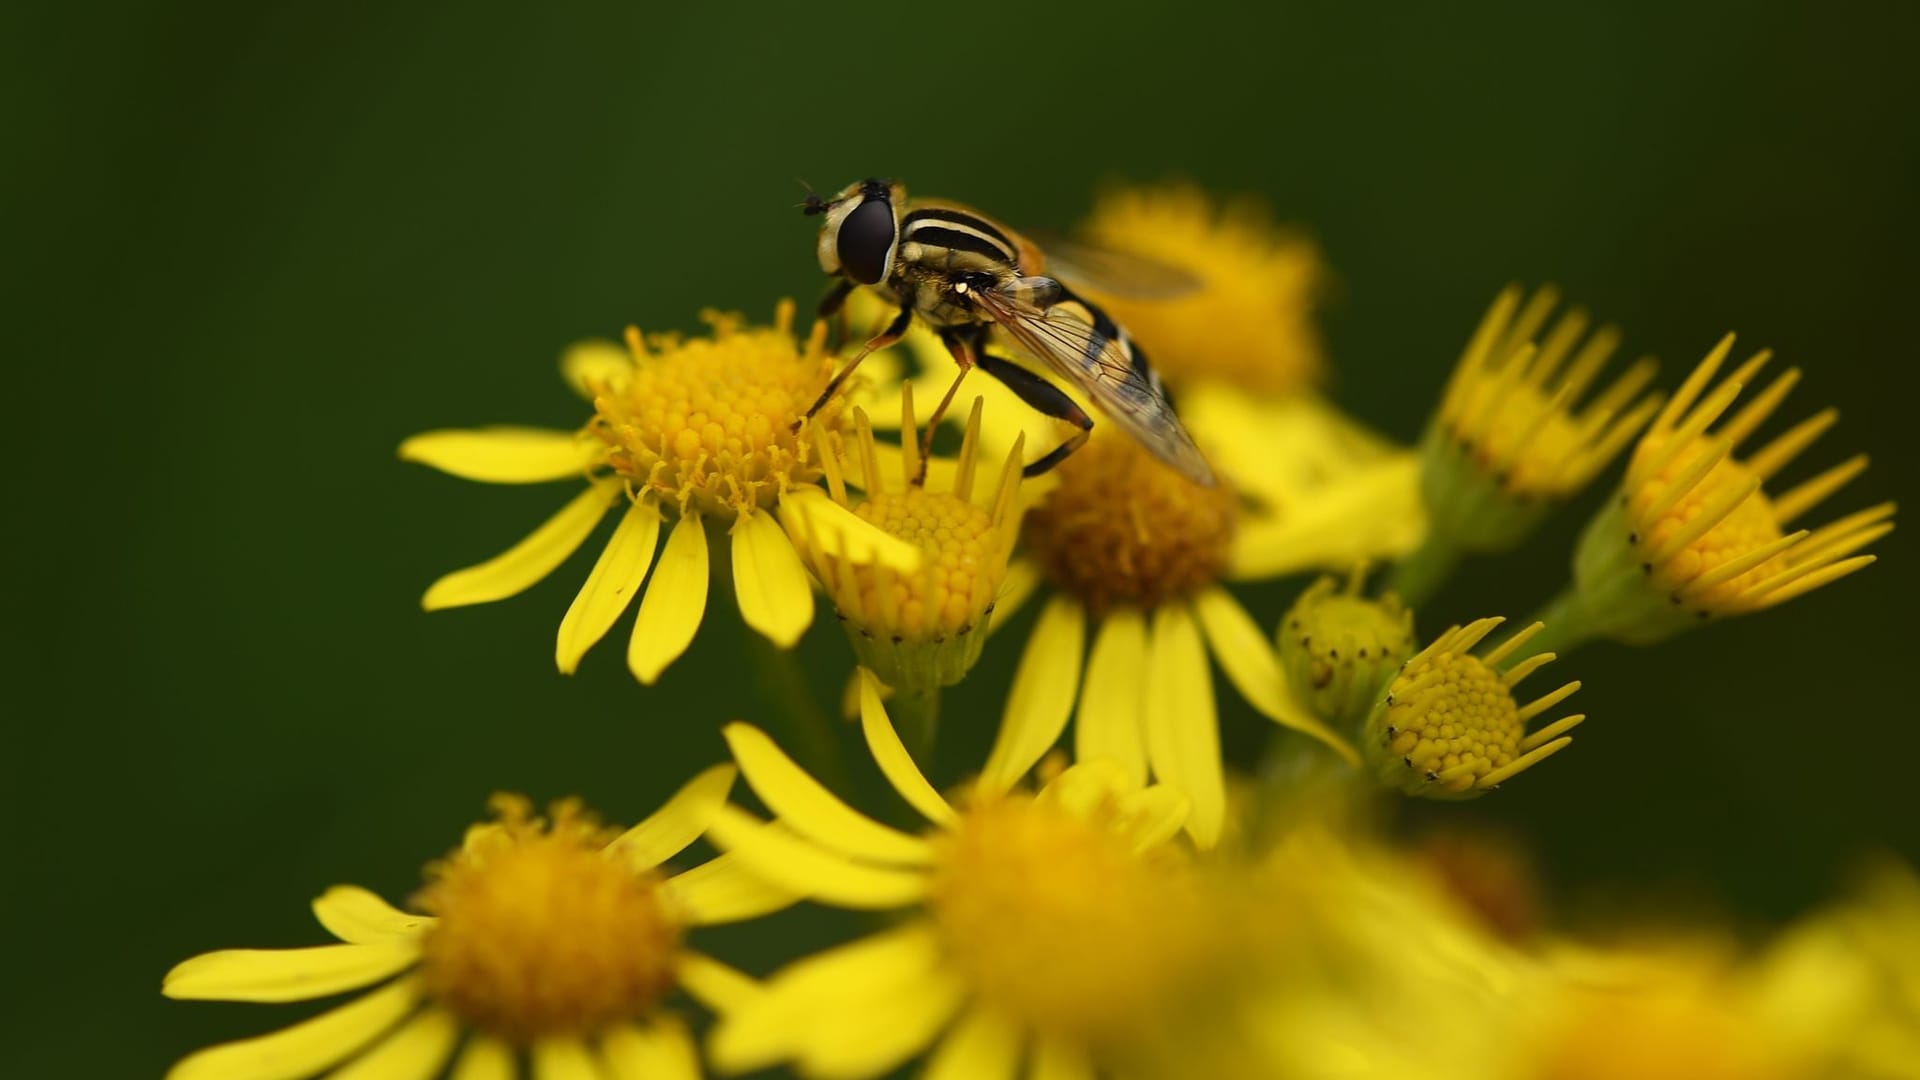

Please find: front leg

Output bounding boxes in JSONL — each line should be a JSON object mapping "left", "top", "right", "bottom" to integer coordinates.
{"left": 974, "top": 352, "right": 1094, "bottom": 477}
{"left": 797, "top": 300, "right": 913, "bottom": 428}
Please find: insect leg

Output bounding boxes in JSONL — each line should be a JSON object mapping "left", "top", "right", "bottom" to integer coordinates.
{"left": 798, "top": 300, "right": 913, "bottom": 428}
{"left": 974, "top": 352, "right": 1094, "bottom": 477}
{"left": 818, "top": 277, "right": 854, "bottom": 347}
{"left": 911, "top": 328, "right": 979, "bottom": 486}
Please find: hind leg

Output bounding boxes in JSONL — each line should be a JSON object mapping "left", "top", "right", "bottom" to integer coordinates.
{"left": 975, "top": 352, "right": 1094, "bottom": 477}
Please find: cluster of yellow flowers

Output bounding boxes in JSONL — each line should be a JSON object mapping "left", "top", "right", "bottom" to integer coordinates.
{"left": 163, "top": 184, "right": 1909, "bottom": 1079}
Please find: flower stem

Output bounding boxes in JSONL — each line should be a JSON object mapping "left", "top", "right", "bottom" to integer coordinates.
{"left": 1518, "top": 587, "right": 1598, "bottom": 660}
{"left": 744, "top": 632, "right": 852, "bottom": 795}
{"left": 886, "top": 686, "right": 942, "bottom": 765}
{"left": 1385, "top": 532, "right": 1464, "bottom": 609}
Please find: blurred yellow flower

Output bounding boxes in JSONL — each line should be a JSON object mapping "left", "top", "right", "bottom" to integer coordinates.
{"left": 704, "top": 671, "right": 1224, "bottom": 1079}
{"left": 162, "top": 773, "right": 790, "bottom": 1080}
{"left": 1076, "top": 182, "right": 1325, "bottom": 396}
{"left": 402, "top": 302, "right": 912, "bottom": 683}
{"left": 1552, "top": 334, "right": 1893, "bottom": 647}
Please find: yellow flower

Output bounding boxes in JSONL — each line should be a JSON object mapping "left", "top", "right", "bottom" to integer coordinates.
{"left": 1076, "top": 181, "right": 1326, "bottom": 395}
{"left": 1362, "top": 618, "right": 1584, "bottom": 799}
{"left": 1551, "top": 334, "right": 1893, "bottom": 646}
{"left": 982, "top": 414, "right": 1419, "bottom": 848}
{"left": 1396, "top": 285, "right": 1662, "bottom": 602}
{"left": 782, "top": 389, "right": 1024, "bottom": 691}
{"left": 703, "top": 671, "right": 1224, "bottom": 1080}
{"left": 401, "top": 303, "right": 911, "bottom": 684}
{"left": 162, "top": 772, "right": 793, "bottom": 1080}
{"left": 1276, "top": 570, "right": 1417, "bottom": 730}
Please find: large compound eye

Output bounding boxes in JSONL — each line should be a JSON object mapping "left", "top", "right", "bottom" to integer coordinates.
{"left": 836, "top": 197, "right": 896, "bottom": 285}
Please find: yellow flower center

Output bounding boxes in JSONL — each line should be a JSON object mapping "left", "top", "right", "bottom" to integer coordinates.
{"left": 585, "top": 302, "right": 844, "bottom": 519}
{"left": 1079, "top": 184, "right": 1324, "bottom": 395}
{"left": 1627, "top": 435, "right": 1787, "bottom": 609}
{"left": 927, "top": 792, "right": 1207, "bottom": 1041}
{"left": 1023, "top": 435, "right": 1237, "bottom": 614}
{"left": 1446, "top": 381, "right": 1589, "bottom": 497}
{"left": 1381, "top": 651, "right": 1521, "bottom": 794}
{"left": 415, "top": 795, "right": 681, "bottom": 1043}
{"left": 850, "top": 487, "right": 1004, "bottom": 640}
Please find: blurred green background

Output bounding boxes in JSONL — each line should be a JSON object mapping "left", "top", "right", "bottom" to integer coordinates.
{"left": 7, "top": 1, "right": 1917, "bottom": 1074}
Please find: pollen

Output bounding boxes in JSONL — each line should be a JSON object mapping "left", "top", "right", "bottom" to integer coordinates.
{"left": 414, "top": 794, "right": 681, "bottom": 1043}
{"left": 584, "top": 301, "right": 847, "bottom": 519}
{"left": 1363, "top": 619, "right": 1584, "bottom": 800}
{"left": 1079, "top": 182, "right": 1324, "bottom": 395}
{"left": 926, "top": 789, "right": 1210, "bottom": 1041}
{"left": 786, "top": 391, "right": 1024, "bottom": 689}
{"left": 1023, "top": 433, "right": 1237, "bottom": 615}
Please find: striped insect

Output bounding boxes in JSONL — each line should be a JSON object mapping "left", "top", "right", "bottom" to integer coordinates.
{"left": 800, "top": 178, "right": 1214, "bottom": 486}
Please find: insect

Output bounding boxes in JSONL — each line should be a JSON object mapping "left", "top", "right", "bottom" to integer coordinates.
{"left": 799, "top": 178, "right": 1215, "bottom": 486}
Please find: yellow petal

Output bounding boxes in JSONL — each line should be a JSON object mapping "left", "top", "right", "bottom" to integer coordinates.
{"left": 987, "top": 558, "right": 1042, "bottom": 635}
{"left": 779, "top": 488, "right": 922, "bottom": 572}
{"left": 601, "top": 1018, "right": 701, "bottom": 1080}
{"left": 1117, "top": 785, "right": 1191, "bottom": 854}
{"left": 164, "top": 976, "right": 420, "bottom": 1080}
{"left": 556, "top": 498, "right": 662, "bottom": 674}
{"left": 607, "top": 762, "right": 738, "bottom": 871}
{"left": 627, "top": 512, "right": 709, "bottom": 685}
{"left": 981, "top": 594, "right": 1086, "bottom": 792}
{"left": 709, "top": 923, "right": 943, "bottom": 1075}
{"left": 448, "top": 1035, "right": 514, "bottom": 1080}
{"left": 797, "top": 966, "right": 966, "bottom": 1079}
{"left": 660, "top": 853, "right": 800, "bottom": 926}
{"left": 1144, "top": 603, "right": 1225, "bottom": 848}
{"left": 1230, "top": 455, "right": 1425, "bottom": 580}
{"left": 1074, "top": 610, "right": 1149, "bottom": 786}
{"left": 164, "top": 942, "right": 418, "bottom": 1003}
{"left": 923, "top": 1005, "right": 1022, "bottom": 1080}
{"left": 311, "top": 886, "right": 432, "bottom": 945}
{"left": 676, "top": 950, "right": 762, "bottom": 1014}
{"left": 1191, "top": 586, "right": 1358, "bottom": 764}
{"left": 859, "top": 668, "right": 955, "bottom": 826}
{"left": 533, "top": 1038, "right": 603, "bottom": 1080}
{"left": 561, "top": 339, "right": 633, "bottom": 399}
{"left": 423, "top": 480, "right": 619, "bottom": 610}
{"left": 730, "top": 508, "right": 815, "bottom": 648}
{"left": 328, "top": 1007, "right": 458, "bottom": 1080}
{"left": 1029, "top": 1038, "right": 1095, "bottom": 1080}
{"left": 704, "top": 806, "right": 928, "bottom": 909}
{"left": 724, "top": 722, "right": 931, "bottom": 865}
{"left": 399, "top": 426, "right": 597, "bottom": 484}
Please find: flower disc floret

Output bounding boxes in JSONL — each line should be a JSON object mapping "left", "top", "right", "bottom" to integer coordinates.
{"left": 415, "top": 795, "right": 681, "bottom": 1042}
{"left": 1023, "top": 434, "right": 1237, "bottom": 614}
{"left": 1363, "top": 619, "right": 1584, "bottom": 799}
{"left": 585, "top": 301, "right": 845, "bottom": 519}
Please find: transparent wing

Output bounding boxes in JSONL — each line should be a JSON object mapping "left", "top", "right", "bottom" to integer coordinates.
{"left": 1025, "top": 229, "right": 1205, "bottom": 300}
{"left": 972, "top": 278, "right": 1215, "bottom": 486}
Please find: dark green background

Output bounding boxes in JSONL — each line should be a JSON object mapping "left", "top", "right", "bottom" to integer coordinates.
{"left": 8, "top": 2, "right": 1917, "bottom": 1074}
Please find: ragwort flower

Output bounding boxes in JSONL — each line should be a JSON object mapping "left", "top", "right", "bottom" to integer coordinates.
{"left": 163, "top": 772, "right": 792, "bottom": 1080}
{"left": 1546, "top": 334, "right": 1893, "bottom": 648}
{"left": 402, "top": 303, "right": 913, "bottom": 684}
{"left": 704, "top": 671, "right": 1225, "bottom": 1080}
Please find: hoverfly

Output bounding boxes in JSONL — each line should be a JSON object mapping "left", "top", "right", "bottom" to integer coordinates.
{"left": 799, "top": 178, "right": 1215, "bottom": 486}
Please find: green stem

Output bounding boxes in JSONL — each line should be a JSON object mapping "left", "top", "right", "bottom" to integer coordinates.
{"left": 1518, "top": 586, "right": 1598, "bottom": 661}
{"left": 886, "top": 686, "right": 942, "bottom": 766}
{"left": 744, "top": 632, "right": 851, "bottom": 794}
{"left": 1385, "top": 532, "right": 1465, "bottom": 609}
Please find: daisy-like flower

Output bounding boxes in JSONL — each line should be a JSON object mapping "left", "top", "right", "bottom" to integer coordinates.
{"left": 1362, "top": 618, "right": 1584, "bottom": 799}
{"left": 401, "top": 302, "right": 913, "bottom": 684}
{"left": 703, "top": 670, "right": 1226, "bottom": 1080}
{"left": 1395, "top": 284, "right": 1663, "bottom": 604}
{"left": 1074, "top": 181, "right": 1325, "bottom": 396}
{"left": 781, "top": 389, "right": 1025, "bottom": 692}
{"left": 162, "top": 771, "right": 792, "bottom": 1080}
{"left": 981, "top": 424, "right": 1420, "bottom": 847}
{"left": 1544, "top": 334, "right": 1894, "bottom": 649}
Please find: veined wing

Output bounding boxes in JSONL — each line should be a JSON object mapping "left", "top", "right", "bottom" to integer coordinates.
{"left": 972, "top": 278, "right": 1215, "bottom": 486}
{"left": 1024, "top": 230, "right": 1205, "bottom": 300}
